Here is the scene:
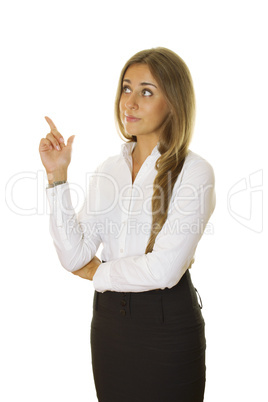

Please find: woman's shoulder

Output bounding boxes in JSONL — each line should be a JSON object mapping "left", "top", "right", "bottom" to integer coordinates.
{"left": 185, "top": 150, "right": 214, "bottom": 171}
{"left": 182, "top": 149, "right": 215, "bottom": 184}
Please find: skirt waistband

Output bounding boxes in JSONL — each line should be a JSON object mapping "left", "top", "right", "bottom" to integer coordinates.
{"left": 94, "top": 263, "right": 203, "bottom": 320}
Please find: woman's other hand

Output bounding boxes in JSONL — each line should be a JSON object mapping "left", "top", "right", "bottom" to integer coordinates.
{"left": 72, "top": 256, "right": 102, "bottom": 281}
{"left": 39, "top": 116, "right": 75, "bottom": 183}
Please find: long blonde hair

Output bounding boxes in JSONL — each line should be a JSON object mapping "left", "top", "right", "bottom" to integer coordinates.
{"left": 115, "top": 47, "right": 196, "bottom": 253}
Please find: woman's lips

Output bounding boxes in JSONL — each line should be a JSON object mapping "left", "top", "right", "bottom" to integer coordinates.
{"left": 125, "top": 114, "right": 141, "bottom": 123}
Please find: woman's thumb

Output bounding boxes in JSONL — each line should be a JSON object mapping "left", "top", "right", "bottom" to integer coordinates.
{"left": 67, "top": 135, "right": 75, "bottom": 146}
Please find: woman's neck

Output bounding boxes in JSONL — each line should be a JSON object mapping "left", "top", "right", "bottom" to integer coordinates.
{"left": 132, "top": 136, "right": 159, "bottom": 164}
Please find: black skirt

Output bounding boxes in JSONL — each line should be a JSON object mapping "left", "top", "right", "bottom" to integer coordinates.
{"left": 90, "top": 268, "right": 206, "bottom": 402}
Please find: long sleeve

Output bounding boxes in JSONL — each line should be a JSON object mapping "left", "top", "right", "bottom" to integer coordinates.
{"left": 46, "top": 171, "right": 102, "bottom": 272}
{"left": 93, "top": 157, "right": 216, "bottom": 292}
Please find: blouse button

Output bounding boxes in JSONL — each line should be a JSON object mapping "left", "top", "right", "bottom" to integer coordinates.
{"left": 120, "top": 248, "right": 124, "bottom": 253}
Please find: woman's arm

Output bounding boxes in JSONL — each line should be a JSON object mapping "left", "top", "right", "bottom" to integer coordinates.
{"left": 40, "top": 117, "right": 102, "bottom": 272}
{"left": 46, "top": 180, "right": 102, "bottom": 272}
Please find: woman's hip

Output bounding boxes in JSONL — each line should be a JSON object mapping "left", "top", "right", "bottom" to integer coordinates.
{"left": 91, "top": 269, "right": 205, "bottom": 350}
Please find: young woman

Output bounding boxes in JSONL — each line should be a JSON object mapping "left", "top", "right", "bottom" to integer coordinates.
{"left": 39, "top": 47, "right": 216, "bottom": 402}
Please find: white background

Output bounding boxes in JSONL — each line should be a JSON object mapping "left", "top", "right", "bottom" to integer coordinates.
{"left": 1, "top": 0, "right": 267, "bottom": 401}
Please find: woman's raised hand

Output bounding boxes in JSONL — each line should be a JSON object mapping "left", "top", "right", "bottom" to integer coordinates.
{"left": 39, "top": 116, "right": 75, "bottom": 183}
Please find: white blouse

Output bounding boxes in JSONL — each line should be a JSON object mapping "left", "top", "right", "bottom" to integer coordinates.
{"left": 46, "top": 141, "right": 216, "bottom": 293}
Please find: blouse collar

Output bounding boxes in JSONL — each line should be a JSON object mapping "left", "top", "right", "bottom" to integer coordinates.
{"left": 120, "top": 141, "right": 161, "bottom": 163}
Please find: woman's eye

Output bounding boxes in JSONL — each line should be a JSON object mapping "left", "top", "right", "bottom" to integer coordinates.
{"left": 122, "top": 86, "right": 131, "bottom": 93}
{"left": 142, "top": 89, "right": 153, "bottom": 97}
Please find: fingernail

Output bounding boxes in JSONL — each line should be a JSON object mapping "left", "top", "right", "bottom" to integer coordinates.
{"left": 56, "top": 145, "right": 60, "bottom": 151}
{"left": 60, "top": 138, "right": 64, "bottom": 142}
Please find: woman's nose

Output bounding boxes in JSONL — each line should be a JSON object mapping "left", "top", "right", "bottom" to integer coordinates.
{"left": 125, "top": 93, "right": 139, "bottom": 110}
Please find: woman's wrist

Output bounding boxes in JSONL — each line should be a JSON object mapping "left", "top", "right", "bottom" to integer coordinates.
{"left": 47, "top": 169, "right": 68, "bottom": 184}
{"left": 47, "top": 180, "right": 67, "bottom": 189}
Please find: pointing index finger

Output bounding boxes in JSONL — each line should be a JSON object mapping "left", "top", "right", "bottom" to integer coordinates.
{"left": 45, "top": 116, "right": 58, "bottom": 132}
{"left": 44, "top": 116, "right": 65, "bottom": 145}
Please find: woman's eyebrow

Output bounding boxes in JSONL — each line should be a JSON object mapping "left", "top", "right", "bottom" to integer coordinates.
{"left": 123, "top": 79, "right": 157, "bottom": 88}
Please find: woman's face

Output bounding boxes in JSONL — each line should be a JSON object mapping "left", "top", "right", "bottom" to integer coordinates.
{"left": 119, "top": 64, "right": 170, "bottom": 141}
